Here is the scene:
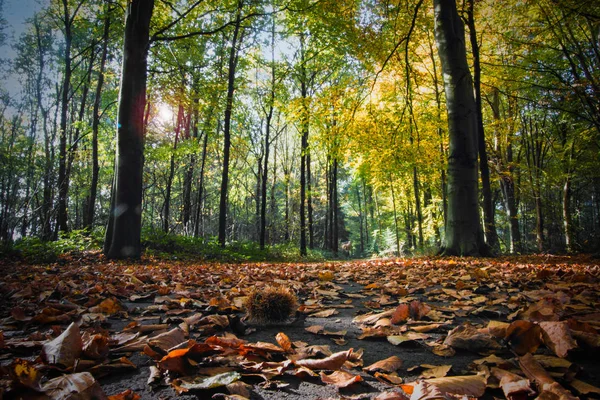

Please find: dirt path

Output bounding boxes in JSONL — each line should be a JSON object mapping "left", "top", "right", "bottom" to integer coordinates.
{"left": 1, "top": 255, "right": 599, "bottom": 399}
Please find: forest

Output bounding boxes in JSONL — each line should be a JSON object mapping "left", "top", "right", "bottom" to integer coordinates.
{"left": 1, "top": 1, "right": 600, "bottom": 399}
{"left": 0, "top": 0, "right": 599, "bottom": 260}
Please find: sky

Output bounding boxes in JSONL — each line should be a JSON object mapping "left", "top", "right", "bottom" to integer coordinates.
{"left": 1, "top": 0, "right": 46, "bottom": 98}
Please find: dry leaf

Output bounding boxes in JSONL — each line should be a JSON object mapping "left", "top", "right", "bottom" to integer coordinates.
{"left": 364, "top": 356, "right": 403, "bottom": 373}
{"left": 518, "top": 353, "right": 577, "bottom": 400}
{"left": 319, "top": 370, "right": 363, "bottom": 388}
{"left": 42, "top": 372, "right": 107, "bottom": 399}
{"left": 275, "top": 332, "right": 293, "bottom": 353}
{"left": 505, "top": 320, "right": 542, "bottom": 356}
{"left": 41, "top": 322, "right": 83, "bottom": 368}
{"left": 538, "top": 321, "right": 577, "bottom": 358}
{"left": 420, "top": 365, "right": 451, "bottom": 379}
{"left": 491, "top": 367, "right": 535, "bottom": 400}
{"left": 443, "top": 323, "right": 501, "bottom": 352}
{"left": 295, "top": 349, "right": 353, "bottom": 370}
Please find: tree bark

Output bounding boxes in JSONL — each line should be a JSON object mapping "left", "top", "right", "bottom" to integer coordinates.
{"left": 57, "top": 0, "right": 74, "bottom": 234}
{"left": 85, "top": 1, "right": 111, "bottom": 230}
{"left": 433, "top": 0, "right": 489, "bottom": 256}
{"left": 218, "top": 0, "right": 244, "bottom": 247}
{"left": 104, "top": 0, "right": 154, "bottom": 259}
{"left": 466, "top": 0, "right": 498, "bottom": 251}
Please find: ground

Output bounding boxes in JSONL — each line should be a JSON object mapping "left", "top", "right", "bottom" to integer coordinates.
{"left": 1, "top": 254, "right": 599, "bottom": 399}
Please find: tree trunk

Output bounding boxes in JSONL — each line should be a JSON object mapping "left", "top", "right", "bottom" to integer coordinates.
{"left": 218, "top": 0, "right": 244, "bottom": 247}
{"left": 85, "top": 2, "right": 111, "bottom": 230}
{"left": 433, "top": 0, "right": 488, "bottom": 256}
{"left": 164, "top": 103, "right": 183, "bottom": 233}
{"left": 466, "top": 0, "right": 498, "bottom": 251}
{"left": 332, "top": 157, "right": 339, "bottom": 255}
{"left": 57, "top": 0, "right": 74, "bottom": 234}
{"left": 104, "top": 0, "right": 154, "bottom": 259}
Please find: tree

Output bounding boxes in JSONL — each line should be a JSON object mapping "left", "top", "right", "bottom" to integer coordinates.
{"left": 433, "top": 0, "right": 488, "bottom": 256}
{"left": 104, "top": 0, "right": 154, "bottom": 259}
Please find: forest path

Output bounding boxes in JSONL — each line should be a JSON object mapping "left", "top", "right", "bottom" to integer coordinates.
{"left": 1, "top": 254, "right": 599, "bottom": 399}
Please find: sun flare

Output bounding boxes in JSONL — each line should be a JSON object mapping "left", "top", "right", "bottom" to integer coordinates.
{"left": 156, "top": 103, "right": 173, "bottom": 124}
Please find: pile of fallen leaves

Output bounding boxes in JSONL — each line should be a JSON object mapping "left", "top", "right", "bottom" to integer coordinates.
{"left": 0, "top": 253, "right": 599, "bottom": 399}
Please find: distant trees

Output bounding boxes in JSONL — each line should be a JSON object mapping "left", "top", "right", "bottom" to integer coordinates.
{"left": 0, "top": 0, "right": 598, "bottom": 257}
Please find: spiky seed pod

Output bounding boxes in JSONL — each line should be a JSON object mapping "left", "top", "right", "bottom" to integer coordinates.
{"left": 245, "top": 286, "right": 298, "bottom": 323}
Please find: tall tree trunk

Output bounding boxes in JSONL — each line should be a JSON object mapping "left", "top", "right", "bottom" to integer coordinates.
{"left": 164, "top": 103, "right": 183, "bottom": 233}
{"left": 299, "top": 32, "right": 309, "bottom": 256}
{"left": 85, "top": 1, "right": 111, "bottom": 230}
{"left": 433, "top": 0, "right": 489, "bottom": 256}
{"left": 357, "top": 184, "right": 364, "bottom": 254}
{"left": 104, "top": 0, "right": 154, "bottom": 259}
{"left": 466, "top": 0, "right": 498, "bottom": 251}
{"left": 218, "top": 0, "right": 244, "bottom": 247}
{"left": 332, "top": 157, "right": 338, "bottom": 255}
{"left": 390, "top": 177, "right": 401, "bottom": 256}
{"left": 57, "top": 0, "right": 74, "bottom": 234}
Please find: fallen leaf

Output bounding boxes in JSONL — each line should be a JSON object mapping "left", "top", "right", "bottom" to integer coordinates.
{"left": 420, "top": 365, "right": 451, "bottom": 379}
{"left": 569, "top": 379, "right": 600, "bottom": 396}
{"left": 538, "top": 321, "right": 577, "bottom": 358}
{"left": 41, "top": 322, "right": 83, "bottom": 368}
{"left": 374, "top": 372, "right": 404, "bottom": 385}
{"left": 443, "top": 323, "right": 501, "bottom": 352}
{"left": 42, "top": 372, "right": 107, "bottom": 399}
{"left": 505, "top": 320, "right": 542, "bottom": 355}
{"left": 310, "top": 309, "right": 339, "bottom": 318}
{"left": 295, "top": 349, "right": 353, "bottom": 370}
{"left": 491, "top": 367, "right": 535, "bottom": 400}
{"left": 305, "top": 325, "right": 324, "bottom": 334}
{"left": 320, "top": 370, "right": 363, "bottom": 388}
{"left": 275, "top": 332, "right": 293, "bottom": 353}
{"left": 171, "top": 372, "right": 242, "bottom": 394}
{"left": 518, "top": 353, "right": 577, "bottom": 400}
{"left": 107, "top": 389, "right": 141, "bottom": 400}
{"left": 364, "top": 356, "right": 403, "bottom": 373}
{"left": 387, "top": 332, "right": 429, "bottom": 345}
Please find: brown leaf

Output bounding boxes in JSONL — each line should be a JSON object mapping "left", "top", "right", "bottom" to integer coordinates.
{"left": 295, "top": 349, "right": 353, "bottom": 370}
{"left": 518, "top": 353, "right": 578, "bottom": 400}
{"left": 319, "top": 370, "right": 363, "bottom": 388}
{"left": 409, "top": 301, "right": 432, "bottom": 320}
{"left": 491, "top": 367, "right": 535, "bottom": 400}
{"left": 42, "top": 372, "right": 107, "bottom": 399}
{"left": 375, "top": 390, "right": 409, "bottom": 400}
{"left": 305, "top": 325, "right": 324, "bottom": 334}
{"left": 88, "top": 297, "right": 126, "bottom": 315}
{"left": 505, "top": 320, "right": 542, "bottom": 356}
{"left": 411, "top": 375, "right": 487, "bottom": 399}
{"left": 538, "top": 321, "right": 577, "bottom": 358}
{"left": 275, "top": 332, "right": 293, "bottom": 353}
{"left": 107, "top": 389, "right": 141, "bottom": 400}
{"left": 364, "top": 356, "right": 403, "bottom": 373}
{"left": 391, "top": 304, "right": 410, "bottom": 324}
{"left": 310, "top": 309, "right": 338, "bottom": 318}
{"left": 420, "top": 365, "right": 451, "bottom": 379}
{"left": 443, "top": 323, "right": 501, "bottom": 352}
{"left": 82, "top": 333, "right": 109, "bottom": 360}
{"left": 569, "top": 379, "right": 600, "bottom": 396}
{"left": 41, "top": 322, "right": 83, "bottom": 368}
{"left": 374, "top": 372, "right": 404, "bottom": 385}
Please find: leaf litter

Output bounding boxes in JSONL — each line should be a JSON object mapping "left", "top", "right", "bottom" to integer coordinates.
{"left": 0, "top": 254, "right": 599, "bottom": 399}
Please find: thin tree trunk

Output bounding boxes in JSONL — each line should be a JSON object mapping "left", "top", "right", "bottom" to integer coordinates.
{"left": 164, "top": 103, "right": 183, "bottom": 233}
{"left": 466, "top": 0, "right": 498, "bottom": 251}
{"left": 86, "top": 1, "right": 111, "bottom": 229}
{"left": 57, "top": 0, "right": 74, "bottom": 234}
{"left": 218, "top": 0, "right": 244, "bottom": 247}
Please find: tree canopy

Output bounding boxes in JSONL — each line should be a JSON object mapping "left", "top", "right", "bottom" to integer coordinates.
{"left": 1, "top": 0, "right": 599, "bottom": 258}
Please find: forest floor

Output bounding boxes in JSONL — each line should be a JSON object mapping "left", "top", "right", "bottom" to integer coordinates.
{"left": 1, "top": 253, "right": 600, "bottom": 400}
